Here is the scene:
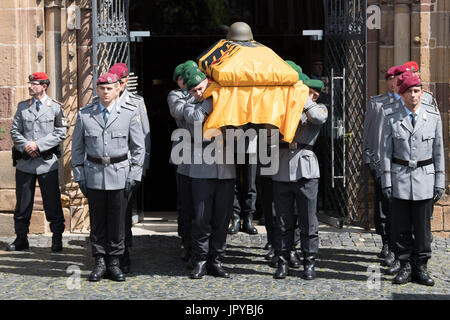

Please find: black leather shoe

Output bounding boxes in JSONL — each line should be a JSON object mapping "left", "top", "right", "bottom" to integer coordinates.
{"left": 181, "top": 246, "right": 191, "bottom": 262}
{"left": 241, "top": 215, "right": 258, "bottom": 234}
{"left": 269, "top": 254, "right": 279, "bottom": 268}
{"left": 382, "top": 251, "right": 395, "bottom": 267}
{"left": 392, "top": 262, "right": 412, "bottom": 285}
{"left": 274, "top": 255, "right": 289, "bottom": 279}
{"left": 107, "top": 256, "right": 126, "bottom": 282}
{"left": 228, "top": 215, "right": 240, "bottom": 235}
{"left": 412, "top": 262, "right": 435, "bottom": 286}
{"left": 265, "top": 248, "right": 275, "bottom": 261}
{"left": 302, "top": 254, "right": 316, "bottom": 280}
{"left": 385, "top": 259, "right": 401, "bottom": 275}
{"left": 120, "top": 249, "right": 131, "bottom": 274}
{"left": 264, "top": 242, "right": 272, "bottom": 250}
{"left": 190, "top": 260, "right": 207, "bottom": 279}
{"left": 289, "top": 251, "right": 301, "bottom": 269}
{"left": 6, "top": 235, "right": 29, "bottom": 251}
{"left": 378, "top": 243, "right": 389, "bottom": 259}
{"left": 88, "top": 256, "right": 107, "bottom": 282}
{"left": 207, "top": 260, "right": 230, "bottom": 278}
{"left": 51, "top": 233, "right": 63, "bottom": 252}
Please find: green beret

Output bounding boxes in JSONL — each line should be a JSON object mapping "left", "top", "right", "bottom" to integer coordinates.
{"left": 186, "top": 71, "right": 207, "bottom": 90}
{"left": 304, "top": 79, "right": 324, "bottom": 92}
{"left": 182, "top": 66, "right": 202, "bottom": 85}
{"left": 300, "top": 73, "right": 310, "bottom": 81}
{"left": 173, "top": 63, "right": 186, "bottom": 82}
{"left": 285, "top": 60, "right": 302, "bottom": 80}
{"left": 184, "top": 60, "right": 198, "bottom": 69}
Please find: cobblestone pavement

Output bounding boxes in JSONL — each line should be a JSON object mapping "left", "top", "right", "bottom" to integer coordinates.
{"left": 0, "top": 226, "right": 449, "bottom": 300}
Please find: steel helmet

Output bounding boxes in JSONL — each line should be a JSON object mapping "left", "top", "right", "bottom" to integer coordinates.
{"left": 226, "top": 22, "right": 253, "bottom": 41}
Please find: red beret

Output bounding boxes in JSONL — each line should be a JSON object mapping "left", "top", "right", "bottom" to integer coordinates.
{"left": 109, "top": 63, "right": 128, "bottom": 79}
{"left": 385, "top": 66, "right": 397, "bottom": 79}
{"left": 398, "top": 72, "right": 421, "bottom": 94}
{"left": 394, "top": 65, "right": 408, "bottom": 77}
{"left": 28, "top": 72, "right": 49, "bottom": 81}
{"left": 404, "top": 61, "right": 419, "bottom": 73}
{"left": 96, "top": 73, "right": 119, "bottom": 85}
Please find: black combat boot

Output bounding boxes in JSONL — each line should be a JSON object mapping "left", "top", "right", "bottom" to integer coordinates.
{"left": 382, "top": 250, "right": 395, "bottom": 267}
{"left": 265, "top": 246, "right": 275, "bottom": 261}
{"left": 120, "top": 247, "right": 131, "bottom": 273}
{"left": 392, "top": 261, "right": 412, "bottom": 285}
{"left": 190, "top": 260, "right": 207, "bottom": 279}
{"left": 6, "top": 234, "right": 29, "bottom": 251}
{"left": 273, "top": 252, "right": 289, "bottom": 279}
{"left": 51, "top": 233, "right": 63, "bottom": 252}
{"left": 302, "top": 253, "right": 316, "bottom": 280}
{"left": 385, "top": 259, "right": 401, "bottom": 275}
{"left": 378, "top": 240, "right": 389, "bottom": 259}
{"left": 289, "top": 250, "right": 301, "bottom": 269}
{"left": 264, "top": 242, "right": 272, "bottom": 250}
{"left": 207, "top": 256, "right": 230, "bottom": 278}
{"left": 227, "top": 213, "right": 240, "bottom": 235}
{"left": 107, "top": 256, "right": 125, "bottom": 282}
{"left": 241, "top": 214, "right": 258, "bottom": 234}
{"left": 412, "top": 260, "right": 434, "bottom": 286}
{"left": 88, "top": 255, "right": 107, "bottom": 282}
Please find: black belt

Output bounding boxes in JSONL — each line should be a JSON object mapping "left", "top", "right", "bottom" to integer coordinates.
{"left": 392, "top": 157, "right": 433, "bottom": 169}
{"left": 87, "top": 154, "right": 128, "bottom": 165}
{"left": 279, "top": 142, "right": 314, "bottom": 151}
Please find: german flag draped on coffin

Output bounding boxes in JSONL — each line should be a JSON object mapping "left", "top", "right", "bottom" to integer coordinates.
{"left": 197, "top": 39, "right": 309, "bottom": 143}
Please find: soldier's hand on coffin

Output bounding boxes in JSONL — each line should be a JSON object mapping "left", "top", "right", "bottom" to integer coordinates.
{"left": 78, "top": 180, "right": 88, "bottom": 198}
{"left": 433, "top": 187, "right": 444, "bottom": 203}
{"left": 382, "top": 187, "right": 392, "bottom": 201}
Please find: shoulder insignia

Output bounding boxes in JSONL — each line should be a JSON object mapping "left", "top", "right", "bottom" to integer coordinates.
{"left": 423, "top": 89, "right": 434, "bottom": 96}
{"left": 80, "top": 103, "right": 95, "bottom": 111}
{"left": 122, "top": 103, "right": 138, "bottom": 111}
{"left": 423, "top": 102, "right": 439, "bottom": 115}
{"left": 382, "top": 101, "right": 399, "bottom": 116}
{"left": 50, "top": 98, "right": 64, "bottom": 107}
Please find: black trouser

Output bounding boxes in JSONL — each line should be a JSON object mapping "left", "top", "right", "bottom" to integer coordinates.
{"left": 177, "top": 173, "right": 194, "bottom": 250}
{"left": 259, "top": 176, "right": 275, "bottom": 245}
{"left": 87, "top": 188, "right": 126, "bottom": 257}
{"left": 369, "top": 168, "right": 391, "bottom": 245}
{"left": 124, "top": 181, "right": 141, "bottom": 248}
{"left": 191, "top": 178, "right": 234, "bottom": 261}
{"left": 233, "top": 156, "right": 257, "bottom": 219}
{"left": 390, "top": 198, "right": 432, "bottom": 263}
{"left": 14, "top": 169, "right": 65, "bottom": 235}
{"left": 273, "top": 179, "right": 319, "bottom": 255}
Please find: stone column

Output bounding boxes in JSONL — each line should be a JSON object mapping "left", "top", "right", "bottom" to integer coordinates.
{"left": 393, "top": 0, "right": 410, "bottom": 65}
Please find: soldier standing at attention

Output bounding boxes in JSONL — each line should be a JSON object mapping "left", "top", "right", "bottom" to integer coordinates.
{"left": 8, "top": 72, "right": 67, "bottom": 252}
{"left": 168, "top": 61, "right": 197, "bottom": 264}
{"left": 183, "top": 70, "right": 236, "bottom": 280}
{"left": 108, "top": 62, "right": 150, "bottom": 273}
{"left": 362, "top": 65, "right": 400, "bottom": 267}
{"left": 271, "top": 78, "right": 328, "bottom": 280}
{"left": 380, "top": 72, "right": 444, "bottom": 286}
{"left": 72, "top": 73, "right": 145, "bottom": 282}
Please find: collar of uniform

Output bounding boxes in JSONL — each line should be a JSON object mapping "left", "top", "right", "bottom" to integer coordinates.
{"left": 33, "top": 94, "right": 48, "bottom": 106}
{"left": 393, "top": 92, "right": 401, "bottom": 100}
{"left": 99, "top": 100, "right": 116, "bottom": 114}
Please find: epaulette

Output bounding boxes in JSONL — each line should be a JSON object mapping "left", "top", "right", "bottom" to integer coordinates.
{"left": 80, "top": 103, "right": 95, "bottom": 111}
{"left": 382, "top": 101, "right": 399, "bottom": 116}
{"left": 423, "top": 89, "right": 434, "bottom": 96}
{"left": 49, "top": 98, "right": 64, "bottom": 109}
{"left": 423, "top": 102, "right": 439, "bottom": 115}
{"left": 370, "top": 94, "right": 386, "bottom": 102}
{"left": 128, "top": 92, "right": 144, "bottom": 100}
{"left": 122, "top": 102, "right": 138, "bottom": 111}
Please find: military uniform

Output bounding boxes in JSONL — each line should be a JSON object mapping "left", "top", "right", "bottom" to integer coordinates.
{"left": 167, "top": 88, "right": 196, "bottom": 257}
{"left": 363, "top": 92, "right": 397, "bottom": 261}
{"left": 10, "top": 94, "right": 67, "bottom": 239}
{"left": 271, "top": 96, "right": 328, "bottom": 279}
{"left": 72, "top": 93, "right": 145, "bottom": 268}
{"left": 182, "top": 97, "right": 236, "bottom": 279}
{"left": 380, "top": 96, "right": 444, "bottom": 285}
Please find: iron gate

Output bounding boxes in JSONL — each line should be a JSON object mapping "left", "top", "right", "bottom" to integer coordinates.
{"left": 92, "top": 0, "right": 130, "bottom": 91}
{"left": 318, "top": 0, "right": 368, "bottom": 227}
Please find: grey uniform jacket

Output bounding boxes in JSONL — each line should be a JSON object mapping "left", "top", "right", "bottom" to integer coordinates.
{"left": 167, "top": 89, "right": 195, "bottom": 176}
{"left": 72, "top": 99, "right": 145, "bottom": 190}
{"left": 272, "top": 97, "right": 328, "bottom": 182}
{"left": 380, "top": 101, "right": 445, "bottom": 200}
{"left": 10, "top": 95, "right": 67, "bottom": 175}
{"left": 121, "top": 89, "right": 151, "bottom": 175}
{"left": 362, "top": 93, "right": 390, "bottom": 165}
{"left": 182, "top": 98, "right": 236, "bottom": 180}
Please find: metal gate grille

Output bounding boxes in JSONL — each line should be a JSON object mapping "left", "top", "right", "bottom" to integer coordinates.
{"left": 92, "top": 0, "right": 130, "bottom": 91}
{"left": 320, "top": 0, "right": 368, "bottom": 226}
